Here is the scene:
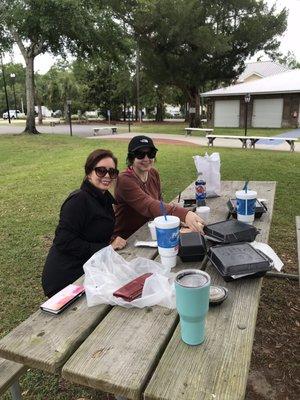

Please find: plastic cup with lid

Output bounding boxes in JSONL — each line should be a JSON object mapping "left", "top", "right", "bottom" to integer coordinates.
{"left": 235, "top": 189, "right": 257, "bottom": 224}
{"left": 196, "top": 206, "right": 211, "bottom": 223}
{"left": 154, "top": 215, "right": 180, "bottom": 268}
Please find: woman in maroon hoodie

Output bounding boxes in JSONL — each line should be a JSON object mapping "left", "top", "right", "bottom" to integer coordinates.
{"left": 114, "top": 135, "right": 204, "bottom": 239}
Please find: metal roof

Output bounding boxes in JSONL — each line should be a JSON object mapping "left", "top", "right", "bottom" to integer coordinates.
{"left": 237, "top": 61, "right": 289, "bottom": 82}
{"left": 202, "top": 69, "right": 300, "bottom": 97}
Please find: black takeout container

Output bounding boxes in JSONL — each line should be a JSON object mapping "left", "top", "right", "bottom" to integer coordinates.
{"left": 227, "top": 198, "right": 267, "bottom": 219}
{"left": 204, "top": 219, "right": 259, "bottom": 244}
{"left": 178, "top": 232, "right": 207, "bottom": 262}
{"left": 208, "top": 242, "right": 273, "bottom": 281}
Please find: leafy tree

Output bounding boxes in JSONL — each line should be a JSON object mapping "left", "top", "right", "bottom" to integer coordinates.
{"left": 273, "top": 50, "right": 300, "bottom": 69}
{"left": 130, "top": 0, "right": 287, "bottom": 126}
{"left": 0, "top": 0, "right": 128, "bottom": 133}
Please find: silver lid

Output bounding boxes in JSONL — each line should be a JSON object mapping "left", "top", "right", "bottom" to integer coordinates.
{"left": 209, "top": 285, "right": 228, "bottom": 304}
{"left": 175, "top": 269, "right": 210, "bottom": 288}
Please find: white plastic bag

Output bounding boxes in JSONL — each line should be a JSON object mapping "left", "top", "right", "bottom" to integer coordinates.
{"left": 193, "top": 153, "right": 221, "bottom": 197}
{"left": 83, "top": 245, "right": 176, "bottom": 309}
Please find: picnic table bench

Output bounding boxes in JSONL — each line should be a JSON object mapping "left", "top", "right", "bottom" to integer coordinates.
{"left": 0, "top": 181, "right": 276, "bottom": 400}
{"left": 0, "top": 358, "right": 26, "bottom": 399}
{"left": 206, "top": 134, "right": 298, "bottom": 152}
{"left": 185, "top": 127, "right": 214, "bottom": 137}
{"left": 93, "top": 126, "right": 117, "bottom": 136}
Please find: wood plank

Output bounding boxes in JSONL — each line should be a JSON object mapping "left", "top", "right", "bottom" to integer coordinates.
{"left": 62, "top": 181, "right": 254, "bottom": 399}
{"left": 0, "top": 358, "right": 26, "bottom": 395}
{"left": 296, "top": 216, "right": 300, "bottom": 284}
{"left": 0, "top": 225, "right": 157, "bottom": 374}
{"left": 62, "top": 225, "right": 171, "bottom": 400}
{"left": 144, "top": 181, "right": 276, "bottom": 400}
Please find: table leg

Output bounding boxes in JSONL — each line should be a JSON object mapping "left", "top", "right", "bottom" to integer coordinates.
{"left": 239, "top": 139, "right": 247, "bottom": 149}
{"left": 10, "top": 381, "right": 22, "bottom": 400}
{"left": 286, "top": 140, "right": 295, "bottom": 152}
{"left": 207, "top": 137, "right": 215, "bottom": 147}
{"left": 250, "top": 139, "right": 259, "bottom": 149}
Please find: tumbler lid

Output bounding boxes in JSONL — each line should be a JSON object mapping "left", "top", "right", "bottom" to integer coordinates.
{"left": 209, "top": 285, "right": 228, "bottom": 305}
{"left": 175, "top": 269, "right": 210, "bottom": 288}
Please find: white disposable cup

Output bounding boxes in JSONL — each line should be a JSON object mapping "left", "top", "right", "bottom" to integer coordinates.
{"left": 148, "top": 221, "right": 157, "bottom": 240}
{"left": 196, "top": 206, "right": 211, "bottom": 223}
{"left": 160, "top": 255, "right": 177, "bottom": 268}
{"left": 235, "top": 190, "right": 257, "bottom": 224}
{"left": 154, "top": 215, "right": 180, "bottom": 268}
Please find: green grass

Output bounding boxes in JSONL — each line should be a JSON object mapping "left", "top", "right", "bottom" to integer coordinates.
{"left": 0, "top": 133, "right": 299, "bottom": 399}
{"left": 129, "top": 122, "right": 292, "bottom": 137}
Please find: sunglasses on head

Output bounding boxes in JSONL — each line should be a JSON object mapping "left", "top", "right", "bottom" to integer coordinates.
{"left": 133, "top": 149, "right": 157, "bottom": 159}
{"left": 94, "top": 166, "right": 119, "bottom": 179}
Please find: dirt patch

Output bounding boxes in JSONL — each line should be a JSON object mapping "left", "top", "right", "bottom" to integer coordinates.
{"left": 245, "top": 276, "right": 300, "bottom": 400}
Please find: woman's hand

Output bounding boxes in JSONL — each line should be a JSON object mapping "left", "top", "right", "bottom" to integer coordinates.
{"left": 184, "top": 211, "right": 205, "bottom": 233}
{"left": 111, "top": 236, "right": 127, "bottom": 250}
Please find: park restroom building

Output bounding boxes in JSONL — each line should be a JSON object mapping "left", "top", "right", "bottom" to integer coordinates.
{"left": 202, "top": 69, "right": 300, "bottom": 129}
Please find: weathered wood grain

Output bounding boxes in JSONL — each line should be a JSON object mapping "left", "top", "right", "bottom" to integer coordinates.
{"left": 0, "top": 225, "right": 158, "bottom": 374}
{"left": 0, "top": 358, "right": 26, "bottom": 395}
{"left": 144, "top": 181, "right": 276, "bottom": 400}
{"left": 62, "top": 224, "right": 173, "bottom": 399}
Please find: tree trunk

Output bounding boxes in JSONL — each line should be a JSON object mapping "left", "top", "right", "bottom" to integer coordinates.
{"left": 188, "top": 86, "right": 201, "bottom": 127}
{"left": 37, "top": 104, "right": 43, "bottom": 125}
{"left": 24, "top": 57, "right": 39, "bottom": 134}
{"left": 156, "top": 102, "right": 164, "bottom": 122}
{"left": 155, "top": 87, "right": 164, "bottom": 122}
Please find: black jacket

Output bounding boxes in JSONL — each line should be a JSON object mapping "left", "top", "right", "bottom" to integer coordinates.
{"left": 42, "top": 179, "right": 115, "bottom": 297}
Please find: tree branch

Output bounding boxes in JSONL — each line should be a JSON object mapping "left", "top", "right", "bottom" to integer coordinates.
{"left": 10, "top": 28, "right": 27, "bottom": 59}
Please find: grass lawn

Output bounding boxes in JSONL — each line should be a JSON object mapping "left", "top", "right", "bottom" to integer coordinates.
{"left": 0, "top": 133, "right": 299, "bottom": 399}
{"left": 130, "top": 121, "right": 292, "bottom": 137}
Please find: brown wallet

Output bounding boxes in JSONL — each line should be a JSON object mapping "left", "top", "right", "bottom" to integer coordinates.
{"left": 113, "top": 273, "right": 153, "bottom": 302}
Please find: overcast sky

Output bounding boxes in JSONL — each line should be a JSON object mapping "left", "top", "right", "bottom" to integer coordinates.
{"left": 3, "top": 0, "right": 300, "bottom": 74}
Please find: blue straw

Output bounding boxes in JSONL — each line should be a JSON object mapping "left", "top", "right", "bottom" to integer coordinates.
{"left": 243, "top": 180, "right": 249, "bottom": 193}
{"left": 160, "top": 199, "right": 167, "bottom": 221}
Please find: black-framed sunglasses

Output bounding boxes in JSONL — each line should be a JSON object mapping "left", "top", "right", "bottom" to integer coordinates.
{"left": 94, "top": 166, "right": 119, "bottom": 179}
{"left": 133, "top": 149, "right": 157, "bottom": 159}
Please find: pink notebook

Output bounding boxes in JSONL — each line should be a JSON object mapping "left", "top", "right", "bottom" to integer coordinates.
{"left": 40, "top": 284, "right": 85, "bottom": 315}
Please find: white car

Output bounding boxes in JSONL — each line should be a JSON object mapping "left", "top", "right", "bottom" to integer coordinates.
{"left": 3, "top": 110, "right": 25, "bottom": 119}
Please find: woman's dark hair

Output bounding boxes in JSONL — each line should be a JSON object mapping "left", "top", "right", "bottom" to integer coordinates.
{"left": 126, "top": 152, "right": 136, "bottom": 167}
{"left": 85, "top": 149, "right": 118, "bottom": 176}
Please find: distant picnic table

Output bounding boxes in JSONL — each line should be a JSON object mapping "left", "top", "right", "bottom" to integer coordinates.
{"left": 0, "top": 181, "right": 276, "bottom": 400}
{"left": 206, "top": 134, "right": 298, "bottom": 151}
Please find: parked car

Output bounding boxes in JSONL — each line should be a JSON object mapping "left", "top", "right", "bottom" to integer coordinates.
{"left": 3, "top": 110, "right": 25, "bottom": 119}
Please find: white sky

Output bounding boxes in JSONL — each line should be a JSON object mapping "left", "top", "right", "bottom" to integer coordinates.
{"left": 3, "top": 0, "right": 300, "bottom": 74}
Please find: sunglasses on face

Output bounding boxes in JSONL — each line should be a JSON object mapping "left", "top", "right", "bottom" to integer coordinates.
{"left": 133, "top": 149, "right": 157, "bottom": 159}
{"left": 94, "top": 166, "right": 119, "bottom": 179}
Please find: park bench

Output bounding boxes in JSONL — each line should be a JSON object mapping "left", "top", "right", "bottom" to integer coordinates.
{"left": 93, "top": 126, "right": 117, "bottom": 136}
{"left": 0, "top": 358, "right": 26, "bottom": 399}
{"left": 185, "top": 127, "right": 214, "bottom": 136}
{"left": 49, "top": 120, "right": 61, "bottom": 127}
{"left": 206, "top": 134, "right": 298, "bottom": 152}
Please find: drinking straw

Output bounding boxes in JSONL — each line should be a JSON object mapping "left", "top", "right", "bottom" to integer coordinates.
{"left": 160, "top": 199, "right": 168, "bottom": 221}
{"left": 178, "top": 192, "right": 181, "bottom": 203}
{"left": 243, "top": 180, "right": 249, "bottom": 193}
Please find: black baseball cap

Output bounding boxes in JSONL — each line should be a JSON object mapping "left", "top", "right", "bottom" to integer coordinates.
{"left": 128, "top": 135, "right": 158, "bottom": 153}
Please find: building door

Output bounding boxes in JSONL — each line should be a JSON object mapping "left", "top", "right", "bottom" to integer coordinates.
{"left": 214, "top": 100, "right": 240, "bottom": 127}
{"left": 252, "top": 98, "right": 283, "bottom": 128}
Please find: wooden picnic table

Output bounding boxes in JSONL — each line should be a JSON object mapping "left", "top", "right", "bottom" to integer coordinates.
{"left": 0, "top": 181, "right": 276, "bottom": 400}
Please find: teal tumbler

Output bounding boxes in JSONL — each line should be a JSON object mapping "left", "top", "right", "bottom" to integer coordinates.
{"left": 175, "top": 269, "right": 210, "bottom": 345}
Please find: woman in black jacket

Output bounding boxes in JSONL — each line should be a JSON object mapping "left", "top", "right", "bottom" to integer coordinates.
{"left": 42, "top": 149, "right": 126, "bottom": 297}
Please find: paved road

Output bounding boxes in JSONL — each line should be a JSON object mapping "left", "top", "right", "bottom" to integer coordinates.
{"left": 0, "top": 122, "right": 299, "bottom": 152}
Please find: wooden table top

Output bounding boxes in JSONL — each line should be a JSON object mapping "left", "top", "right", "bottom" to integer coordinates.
{"left": 0, "top": 181, "right": 276, "bottom": 400}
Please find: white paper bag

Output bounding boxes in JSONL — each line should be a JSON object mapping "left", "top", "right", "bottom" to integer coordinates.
{"left": 193, "top": 153, "right": 221, "bottom": 197}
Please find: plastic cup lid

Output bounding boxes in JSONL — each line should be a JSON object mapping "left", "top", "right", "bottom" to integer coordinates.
{"left": 209, "top": 285, "right": 228, "bottom": 305}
